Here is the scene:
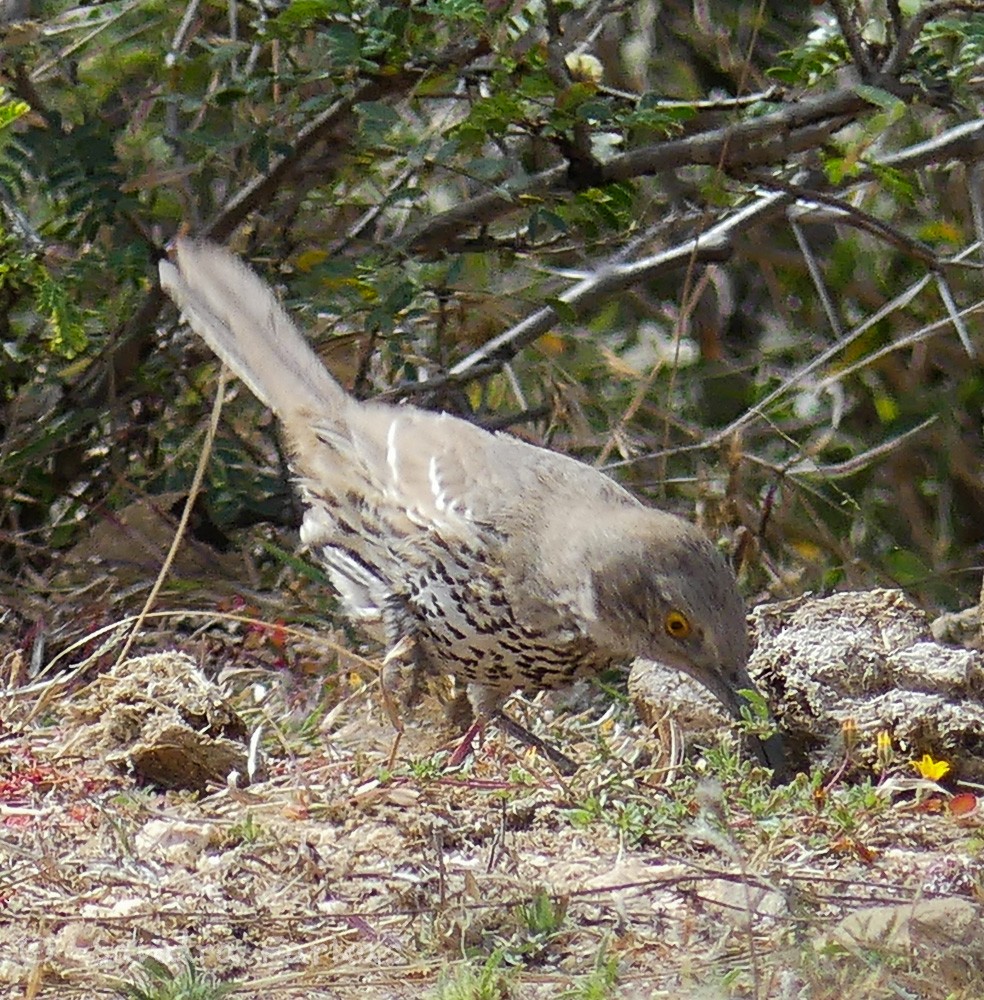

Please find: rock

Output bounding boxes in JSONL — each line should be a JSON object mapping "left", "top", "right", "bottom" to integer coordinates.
{"left": 67, "top": 651, "right": 250, "bottom": 792}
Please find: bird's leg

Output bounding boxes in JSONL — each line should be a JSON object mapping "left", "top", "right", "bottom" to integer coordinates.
{"left": 492, "top": 709, "right": 578, "bottom": 775}
{"left": 380, "top": 598, "right": 431, "bottom": 713}
{"left": 379, "top": 634, "right": 413, "bottom": 767}
{"left": 445, "top": 683, "right": 578, "bottom": 774}
{"left": 379, "top": 599, "right": 433, "bottom": 767}
{"left": 446, "top": 715, "right": 488, "bottom": 768}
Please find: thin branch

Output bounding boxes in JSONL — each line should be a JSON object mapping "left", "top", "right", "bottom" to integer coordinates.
{"left": 814, "top": 291, "right": 984, "bottom": 393}
{"left": 597, "top": 85, "right": 784, "bottom": 110}
{"left": 877, "top": 116, "right": 984, "bottom": 171}
{"left": 700, "top": 273, "right": 935, "bottom": 449}
{"left": 448, "top": 190, "right": 790, "bottom": 377}
{"left": 407, "top": 88, "right": 874, "bottom": 254}
{"left": 114, "top": 371, "right": 229, "bottom": 668}
{"left": 164, "top": 0, "right": 201, "bottom": 70}
{"left": 31, "top": 0, "right": 146, "bottom": 81}
{"left": 405, "top": 164, "right": 568, "bottom": 256}
{"left": 789, "top": 219, "right": 844, "bottom": 339}
{"left": 782, "top": 416, "right": 939, "bottom": 479}
{"left": 758, "top": 175, "right": 943, "bottom": 267}
{"left": 935, "top": 272, "right": 976, "bottom": 357}
{"left": 828, "top": 0, "right": 874, "bottom": 78}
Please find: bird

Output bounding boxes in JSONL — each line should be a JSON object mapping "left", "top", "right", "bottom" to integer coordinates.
{"left": 159, "top": 240, "right": 786, "bottom": 775}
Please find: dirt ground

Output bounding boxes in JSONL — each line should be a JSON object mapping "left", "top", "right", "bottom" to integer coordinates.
{"left": 2, "top": 602, "right": 983, "bottom": 1000}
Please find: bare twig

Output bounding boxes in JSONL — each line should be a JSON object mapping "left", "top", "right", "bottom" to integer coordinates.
{"left": 828, "top": 0, "right": 874, "bottom": 78}
{"left": 114, "top": 370, "right": 229, "bottom": 668}
{"left": 780, "top": 416, "right": 939, "bottom": 479}
{"left": 934, "top": 272, "right": 976, "bottom": 357}
{"left": 761, "top": 175, "right": 943, "bottom": 267}
{"left": 878, "top": 116, "right": 984, "bottom": 171}
{"left": 815, "top": 291, "right": 984, "bottom": 393}
{"left": 789, "top": 218, "right": 844, "bottom": 340}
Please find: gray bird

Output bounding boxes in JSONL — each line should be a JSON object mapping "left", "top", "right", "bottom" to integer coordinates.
{"left": 159, "top": 240, "right": 785, "bottom": 774}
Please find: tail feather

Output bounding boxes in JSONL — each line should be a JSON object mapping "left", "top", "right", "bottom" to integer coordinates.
{"left": 158, "top": 239, "right": 344, "bottom": 417}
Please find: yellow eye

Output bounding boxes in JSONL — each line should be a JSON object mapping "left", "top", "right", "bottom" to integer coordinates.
{"left": 665, "top": 610, "right": 692, "bottom": 639}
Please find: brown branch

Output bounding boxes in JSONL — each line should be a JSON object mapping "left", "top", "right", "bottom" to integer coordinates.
{"left": 827, "top": 0, "right": 874, "bottom": 78}
{"left": 602, "top": 89, "right": 871, "bottom": 181}
{"left": 407, "top": 88, "right": 874, "bottom": 254}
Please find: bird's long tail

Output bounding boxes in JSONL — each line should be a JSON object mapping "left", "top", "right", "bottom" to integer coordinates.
{"left": 159, "top": 239, "right": 344, "bottom": 416}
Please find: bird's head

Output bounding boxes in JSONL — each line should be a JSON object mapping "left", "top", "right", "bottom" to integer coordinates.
{"left": 587, "top": 508, "right": 785, "bottom": 774}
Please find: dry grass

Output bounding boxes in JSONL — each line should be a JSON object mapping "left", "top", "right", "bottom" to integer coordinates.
{"left": 1, "top": 605, "right": 983, "bottom": 1000}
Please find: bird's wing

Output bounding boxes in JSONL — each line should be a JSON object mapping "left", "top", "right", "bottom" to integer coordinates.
{"left": 343, "top": 398, "right": 639, "bottom": 535}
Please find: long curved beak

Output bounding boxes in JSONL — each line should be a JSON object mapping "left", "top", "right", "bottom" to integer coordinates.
{"left": 698, "top": 664, "right": 790, "bottom": 782}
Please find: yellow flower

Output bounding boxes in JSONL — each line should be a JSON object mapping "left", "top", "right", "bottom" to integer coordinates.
{"left": 913, "top": 754, "right": 951, "bottom": 781}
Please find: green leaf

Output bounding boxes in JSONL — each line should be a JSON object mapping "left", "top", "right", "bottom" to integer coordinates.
{"left": 0, "top": 91, "right": 29, "bottom": 132}
{"left": 355, "top": 101, "right": 401, "bottom": 143}
{"left": 855, "top": 84, "right": 906, "bottom": 116}
{"left": 421, "top": 0, "right": 488, "bottom": 25}
{"left": 545, "top": 297, "right": 577, "bottom": 324}
{"left": 34, "top": 267, "right": 88, "bottom": 359}
{"left": 884, "top": 548, "right": 929, "bottom": 585}
{"left": 465, "top": 157, "right": 509, "bottom": 181}
{"left": 272, "top": 0, "right": 345, "bottom": 32}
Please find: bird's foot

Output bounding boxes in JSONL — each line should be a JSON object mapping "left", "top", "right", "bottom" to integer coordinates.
{"left": 493, "top": 709, "right": 578, "bottom": 775}
{"left": 444, "top": 707, "right": 578, "bottom": 775}
{"left": 446, "top": 717, "right": 485, "bottom": 768}
{"left": 380, "top": 633, "right": 429, "bottom": 728}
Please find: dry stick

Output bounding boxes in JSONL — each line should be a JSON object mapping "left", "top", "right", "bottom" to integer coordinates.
{"left": 164, "top": 0, "right": 202, "bottom": 69}
{"left": 816, "top": 291, "right": 984, "bottom": 393}
{"left": 790, "top": 217, "right": 845, "bottom": 340}
{"left": 935, "top": 272, "right": 976, "bottom": 358}
{"left": 113, "top": 369, "right": 228, "bottom": 668}
{"left": 749, "top": 415, "right": 939, "bottom": 480}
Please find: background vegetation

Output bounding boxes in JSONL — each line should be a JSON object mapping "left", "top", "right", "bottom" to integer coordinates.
{"left": 2, "top": 0, "right": 984, "bottom": 629}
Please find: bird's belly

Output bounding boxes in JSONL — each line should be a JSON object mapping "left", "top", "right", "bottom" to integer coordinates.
{"left": 407, "top": 575, "right": 602, "bottom": 692}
